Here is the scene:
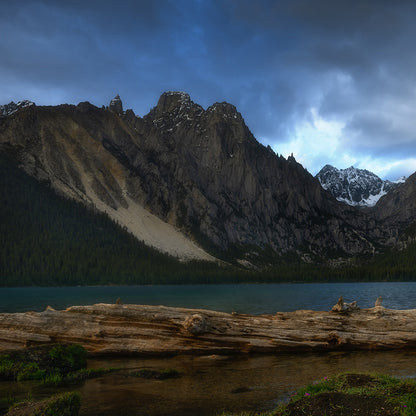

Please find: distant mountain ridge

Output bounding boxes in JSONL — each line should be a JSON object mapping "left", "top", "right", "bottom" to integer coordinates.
{"left": 0, "top": 92, "right": 415, "bottom": 272}
{"left": 316, "top": 164, "right": 405, "bottom": 207}
{"left": 0, "top": 100, "right": 35, "bottom": 117}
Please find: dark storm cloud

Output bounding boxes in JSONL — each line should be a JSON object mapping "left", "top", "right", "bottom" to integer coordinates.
{"left": 0, "top": 0, "right": 178, "bottom": 106}
{"left": 228, "top": 1, "right": 416, "bottom": 171}
{"left": 1, "top": 0, "right": 416, "bottom": 178}
{"left": 345, "top": 112, "right": 416, "bottom": 157}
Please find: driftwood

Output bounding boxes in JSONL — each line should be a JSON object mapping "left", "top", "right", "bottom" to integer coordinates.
{"left": 331, "top": 296, "right": 360, "bottom": 313}
{"left": 1, "top": 303, "right": 416, "bottom": 356}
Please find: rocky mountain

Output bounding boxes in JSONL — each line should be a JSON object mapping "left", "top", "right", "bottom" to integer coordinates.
{"left": 371, "top": 172, "right": 416, "bottom": 230}
{"left": 316, "top": 165, "right": 404, "bottom": 207}
{"left": 109, "top": 94, "right": 123, "bottom": 115}
{"left": 0, "top": 92, "right": 410, "bottom": 266}
{"left": 0, "top": 100, "right": 35, "bottom": 117}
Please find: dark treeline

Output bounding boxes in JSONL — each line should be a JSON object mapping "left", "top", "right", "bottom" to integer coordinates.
{"left": 0, "top": 155, "right": 232, "bottom": 285}
{"left": 1, "top": 154, "right": 416, "bottom": 286}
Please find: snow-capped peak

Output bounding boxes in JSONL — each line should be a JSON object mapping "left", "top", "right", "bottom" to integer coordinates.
{"left": 0, "top": 100, "right": 35, "bottom": 117}
{"left": 316, "top": 165, "right": 404, "bottom": 207}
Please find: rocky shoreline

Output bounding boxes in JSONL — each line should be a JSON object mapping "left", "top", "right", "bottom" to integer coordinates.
{"left": 1, "top": 302, "right": 416, "bottom": 356}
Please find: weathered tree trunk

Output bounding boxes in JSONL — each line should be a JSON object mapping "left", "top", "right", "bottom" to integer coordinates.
{"left": 1, "top": 304, "right": 416, "bottom": 355}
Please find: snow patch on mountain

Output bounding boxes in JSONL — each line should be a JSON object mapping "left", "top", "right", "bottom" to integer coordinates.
{"left": 316, "top": 165, "right": 405, "bottom": 207}
{"left": 394, "top": 176, "right": 407, "bottom": 184}
{"left": 0, "top": 100, "right": 35, "bottom": 117}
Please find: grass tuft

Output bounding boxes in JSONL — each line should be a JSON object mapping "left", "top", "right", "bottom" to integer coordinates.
{"left": 7, "top": 391, "right": 81, "bottom": 416}
{"left": 218, "top": 372, "right": 416, "bottom": 416}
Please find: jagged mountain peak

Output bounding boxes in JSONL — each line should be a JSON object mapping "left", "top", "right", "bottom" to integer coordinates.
{"left": 320, "top": 164, "right": 336, "bottom": 171}
{"left": 1, "top": 92, "right": 406, "bottom": 265}
{"left": 163, "top": 91, "right": 191, "bottom": 102}
{"left": 109, "top": 95, "right": 123, "bottom": 115}
{"left": 0, "top": 100, "right": 35, "bottom": 117}
{"left": 151, "top": 92, "right": 242, "bottom": 121}
{"left": 155, "top": 91, "right": 196, "bottom": 113}
{"left": 205, "top": 102, "right": 243, "bottom": 125}
{"left": 316, "top": 165, "right": 402, "bottom": 207}
{"left": 143, "top": 92, "right": 251, "bottom": 144}
{"left": 207, "top": 101, "right": 238, "bottom": 113}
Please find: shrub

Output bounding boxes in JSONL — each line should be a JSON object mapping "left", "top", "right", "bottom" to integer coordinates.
{"left": 16, "top": 362, "right": 46, "bottom": 381}
{"left": 35, "top": 392, "right": 81, "bottom": 416}
{"left": 48, "top": 345, "right": 87, "bottom": 374}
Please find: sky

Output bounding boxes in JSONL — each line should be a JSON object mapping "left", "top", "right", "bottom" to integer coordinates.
{"left": 1, "top": 0, "right": 416, "bottom": 180}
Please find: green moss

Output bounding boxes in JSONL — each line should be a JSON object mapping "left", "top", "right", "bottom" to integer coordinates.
{"left": 0, "top": 393, "right": 17, "bottom": 412}
{"left": 16, "top": 362, "right": 46, "bottom": 381}
{"left": 48, "top": 344, "right": 87, "bottom": 373}
{"left": 0, "top": 355, "right": 19, "bottom": 380}
{"left": 8, "top": 392, "right": 81, "bottom": 416}
{"left": 1, "top": 344, "right": 123, "bottom": 391}
{"left": 0, "top": 344, "right": 90, "bottom": 384}
{"left": 220, "top": 373, "right": 416, "bottom": 416}
{"left": 33, "top": 392, "right": 81, "bottom": 416}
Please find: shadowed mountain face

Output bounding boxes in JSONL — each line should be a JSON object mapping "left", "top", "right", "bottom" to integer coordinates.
{"left": 0, "top": 92, "right": 410, "bottom": 264}
{"left": 371, "top": 172, "right": 416, "bottom": 228}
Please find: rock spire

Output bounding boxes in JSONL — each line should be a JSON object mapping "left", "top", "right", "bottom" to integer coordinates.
{"left": 109, "top": 95, "right": 123, "bottom": 115}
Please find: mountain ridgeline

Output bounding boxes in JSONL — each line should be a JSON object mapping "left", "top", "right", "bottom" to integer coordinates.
{"left": 316, "top": 165, "right": 404, "bottom": 207}
{"left": 1, "top": 92, "right": 416, "bottom": 282}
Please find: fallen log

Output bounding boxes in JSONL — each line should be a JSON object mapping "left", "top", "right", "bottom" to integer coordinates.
{"left": 1, "top": 303, "right": 416, "bottom": 355}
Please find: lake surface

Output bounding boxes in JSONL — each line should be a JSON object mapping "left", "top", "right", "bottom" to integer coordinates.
{"left": 2, "top": 282, "right": 416, "bottom": 415}
{"left": 1, "top": 282, "right": 416, "bottom": 313}
{"left": 2, "top": 351, "right": 416, "bottom": 416}
{"left": 78, "top": 351, "right": 416, "bottom": 416}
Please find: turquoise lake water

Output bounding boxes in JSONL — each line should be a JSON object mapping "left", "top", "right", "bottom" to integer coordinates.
{"left": 0, "top": 282, "right": 415, "bottom": 313}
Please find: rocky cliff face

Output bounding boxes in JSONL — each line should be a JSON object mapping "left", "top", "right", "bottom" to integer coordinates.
{"left": 316, "top": 165, "right": 403, "bottom": 207}
{"left": 98, "top": 92, "right": 388, "bottom": 259}
{"left": 371, "top": 173, "right": 416, "bottom": 229}
{"left": 0, "top": 92, "right": 407, "bottom": 264}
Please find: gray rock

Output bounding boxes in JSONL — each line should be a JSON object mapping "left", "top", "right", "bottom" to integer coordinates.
{"left": 109, "top": 94, "right": 123, "bottom": 115}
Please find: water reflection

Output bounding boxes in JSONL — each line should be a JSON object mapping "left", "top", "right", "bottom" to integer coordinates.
{"left": 79, "top": 350, "right": 416, "bottom": 416}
